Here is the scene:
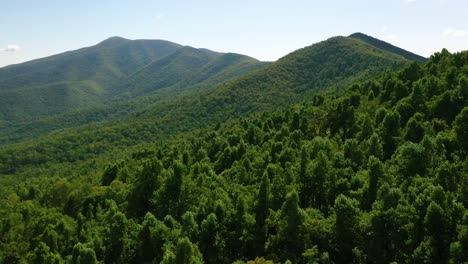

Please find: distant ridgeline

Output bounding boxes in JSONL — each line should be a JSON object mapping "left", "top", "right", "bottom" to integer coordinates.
{"left": 1, "top": 35, "right": 467, "bottom": 263}
{"left": 349, "top": 32, "right": 427, "bottom": 62}
{"left": 0, "top": 33, "right": 421, "bottom": 145}
{"left": 0, "top": 36, "right": 267, "bottom": 143}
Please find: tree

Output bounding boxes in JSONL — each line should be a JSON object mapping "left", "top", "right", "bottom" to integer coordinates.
{"left": 367, "top": 133, "right": 383, "bottom": 160}
{"left": 255, "top": 172, "right": 271, "bottom": 254}
{"left": 391, "top": 80, "right": 409, "bottom": 104}
{"left": 328, "top": 97, "right": 355, "bottom": 141}
{"left": 365, "top": 156, "right": 384, "bottom": 210}
{"left": 399, "top": 62, "right": 422, "bottom": 83}
{"left": 424, "top": 202, "right": 449, "bottom": 263}
{"left": 380, "top": 110, "right": 401, "bottom": 160}
{"left": 29, "top": 242, "right": 63, "bottom": 264}
{"left": 303, "top": 245, "right": 320, "bottom": 264}
{"left": 432, "top": 91, "right": 460, "bottom": 123}
{"left": 453, "top": 107, "right": 468, "bottom": 154}
{"left": 267, "top": 190, "right": 305, "bottom": 262}
{"left": 396, "top": 100, "right": 415, "bottom": 127}
{"left": 105, "top": 209, "right": 127, "bottom": 263}
{"left": 344, "top": 138, "right": 362, "bottom": 168}
{"left": 41, "top": 225, "right": 58, "bottom": 253}
{"left": 392, "top": 142, "right": 427, "bottom": 177}
{"left": 71, "top": 243, "right": 98, "bottom": 264}
{"left": 299, "top": 145, "right": 309, "bottom": 193}
{"left": 404, "top": 113, "right": 426, "bottom": 143}
{"left": 127, "top": 158, "right": 162, "bottom": 217}
{"left": 359, "top": 114, "right": 373, "bottom": 140}
{"left": 368, "top": 187, "right": 407, "bottom": 263}
{"left": 174, "top": 238, "right": 204, "bottom": 264}
{"left": 230, "top": 196, "right": 255, "bottom": 259}
{"left": 199, "top": 213, "right": 221, "bottom": 263}
{"left": 290, "top": 112, "right": 300, "bottom": 131}
{"left": 181, "top": 211, "right": 199, "bottom": 241}
{"left": 153, "top": 160, "right": 185, "bottom": 218}
{"left": 138, "top": 212, "right": 160, "bottom": 262}
{"left": 308, "top": 151, "right": 330, "bottom": 210}
{"left": 333, "top": 195, "right": 360, "bottom": 263}
{"left": 435, "top": 161, "right": 459, "bottom": 193}
{"left": 256, "top": 173, "right": 271, "bottom": 230}
{"left": 409, "top": 82, "right": 426, "bottom": 112}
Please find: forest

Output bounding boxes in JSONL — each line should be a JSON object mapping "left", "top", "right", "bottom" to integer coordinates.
{"left": 0, "top": 48, "right": 467, "bottom": 263}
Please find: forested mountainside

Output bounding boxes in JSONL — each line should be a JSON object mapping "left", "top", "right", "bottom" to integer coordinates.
{"left": 0, "top": 37, "right": 181, "bottom": 91}
{"left": 0, "top": 37, "right": 265, "bottom": 131}
{"left": 0, "top": 33, "right": 419, "bottom": 146}
{"left": 0, "top": 48, "right": 466, "bottom": 263}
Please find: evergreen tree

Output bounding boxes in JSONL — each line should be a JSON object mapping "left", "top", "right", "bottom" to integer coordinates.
{"left": 174, "top": 238, "right": 204, "bottom": 264}
{"left": 199, "top": 213, "right": 221, "bottom": 263}
{"left": 380, "top": 110, "right": 401, "bottom": 160}
{"left": 365, "top": 156, "right": 384, "bottom": 210}
{"left": 453, "top": 107, "right": 468, "bottom": 154}
{"left": 333, "top": 195, "right": 360, "bottom": 263}
{"left": 128, "top": 158, "right": 162, "bottom": 217}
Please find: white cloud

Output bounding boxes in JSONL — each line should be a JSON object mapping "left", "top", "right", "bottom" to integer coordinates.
{"left": 406, "top": 0, "right": 417, "bottom": 2}
{"left": 443, "top": 28, "right": 467, "bottom": 38}
{"left": 1, "top": 44, "right": 21, "bottom": 52}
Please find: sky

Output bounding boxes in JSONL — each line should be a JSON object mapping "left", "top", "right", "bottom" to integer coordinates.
{"left": 1, "top": 0, "right": 467, "bottom": 67}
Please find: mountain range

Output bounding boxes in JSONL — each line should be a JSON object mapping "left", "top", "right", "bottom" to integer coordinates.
{"left": 0, "top": 33, "right": 424, "bottom": 146}
{"left": 0, "top": 37, "right": 265, "bottom": 129}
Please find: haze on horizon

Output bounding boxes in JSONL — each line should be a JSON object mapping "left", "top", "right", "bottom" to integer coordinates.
{"left": 1, "top": 0, "right": 467, "bottom": 68}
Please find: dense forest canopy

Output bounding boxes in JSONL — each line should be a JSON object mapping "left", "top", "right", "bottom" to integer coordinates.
{"left": 0, "top": 47, "right": 466, "bottom": 263}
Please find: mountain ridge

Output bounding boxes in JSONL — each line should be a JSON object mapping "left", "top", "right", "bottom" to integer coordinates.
{"left": 349, "top": 32, "right": 427, "bottom": 62}
{"left": 0, "top": 37, "right": 266, "bottom": 129}
{"left": 0, "top": 33, "right": 426, "bottom": 146}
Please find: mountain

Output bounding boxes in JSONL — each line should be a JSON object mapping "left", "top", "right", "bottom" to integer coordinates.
{"left": 0, "top": 37, "right": 266, "bottom": 129}
{"left": 134, "top": 34, "right": 422, "bottom": 132}
{"left": 0, "top": 37, "right": 181, "bottom": 126}
{"left": 0, "top": 33, "right": 425, "bottom": 148}
{"left": 349, "top": 32, "right": 427, "bottom": 62}
{"left": 0, "top": 37, "right": 182, "bottom": 90}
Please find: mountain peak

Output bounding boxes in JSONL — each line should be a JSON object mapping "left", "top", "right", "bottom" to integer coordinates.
{"left": 349, "top": 32, "right": 370, "bottom": 38}
{"left": 98, "top": 36, "right": 130, "bottom": 47}
{"left": 349, "top": 32, "right": 426, "bottom": 62}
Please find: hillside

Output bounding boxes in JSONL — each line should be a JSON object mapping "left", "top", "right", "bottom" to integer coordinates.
{"left": 133, "top": 34, "right": 420, "bottom": 133}
{"left": 0, "top": 37, "right": 181, "bottom": 90}
{"left": 115, "top": 47, "right": 265, "bottom": 97}
{"left": 0, "top": 37, "right": 266, "bottom": 131}
{"left": 0, "top": 48, "right": 466, "bottom": 263}
{"left": 0, "top": 37, "right": 181, "bottom": 126}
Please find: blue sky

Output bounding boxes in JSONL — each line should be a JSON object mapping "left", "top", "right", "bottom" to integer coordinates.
{"left": 1, "top": 0, "right": 467, "bottom": 67}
